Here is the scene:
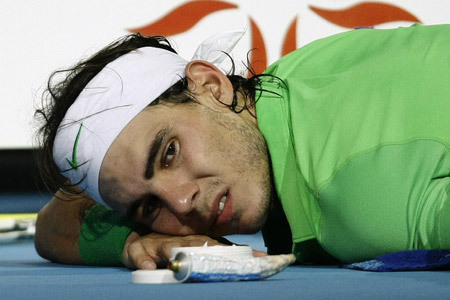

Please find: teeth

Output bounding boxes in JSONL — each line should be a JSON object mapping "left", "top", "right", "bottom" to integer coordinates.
{"left": 217, "top": 195, "right": 227, "bottom": 215}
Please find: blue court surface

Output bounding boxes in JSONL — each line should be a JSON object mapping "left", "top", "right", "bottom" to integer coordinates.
{"left": 1, "top": 193, "right": 449, "bottom": 300}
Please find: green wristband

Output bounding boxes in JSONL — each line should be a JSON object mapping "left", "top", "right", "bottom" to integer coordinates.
{"left": 78, "top": 204, "right": 137, "bottom": 266}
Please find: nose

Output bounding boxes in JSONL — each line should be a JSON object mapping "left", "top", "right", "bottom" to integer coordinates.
{"left": 158, "top": 181, "right": 198, "bottom": 217}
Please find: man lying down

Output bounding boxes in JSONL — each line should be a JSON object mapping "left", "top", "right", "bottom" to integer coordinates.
{"left": 34, "top": 24, "right": 450, "bottom": 269}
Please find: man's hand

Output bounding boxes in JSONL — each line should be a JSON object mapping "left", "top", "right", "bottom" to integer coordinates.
{"left": 122, "top": 232, "right": 234, "bottom": 269}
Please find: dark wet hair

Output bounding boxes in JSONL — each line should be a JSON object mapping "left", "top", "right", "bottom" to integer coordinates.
{"left": 35, "top": 33, "right": 268, "bottom": 195}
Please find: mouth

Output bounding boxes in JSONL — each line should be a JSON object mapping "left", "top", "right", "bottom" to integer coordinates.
{"left": 211, "top": 191, "right": 233, "bottom": 229}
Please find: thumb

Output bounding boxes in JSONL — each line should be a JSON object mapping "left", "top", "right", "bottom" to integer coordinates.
{"left": 123, "top": 240, "right": 157, "bottom": 270}
{"left": 139, "top": 259, "right": 158, "bottom": 270}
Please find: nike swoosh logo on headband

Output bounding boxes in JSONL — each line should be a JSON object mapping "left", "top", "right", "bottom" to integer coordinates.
{"left": 66, "top": 123, "right": 83, "bottom": 170}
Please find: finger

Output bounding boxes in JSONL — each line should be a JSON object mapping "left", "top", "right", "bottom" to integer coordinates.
{"left": 156, "top": 240, "right": 196, "bottom": 268}
{"left": 140, "top": 260, "right": 157, "bottom": 270}
{"left": 126, "top": 241, "right": 158, "bottom": 270}
{"left": 156, "top": 239, "right": 204, "bottom": 263}
{"left": 252, "top": 250, "right": 268, "bottom": 257}
{"left": 159, "top": 243, "right": 176, "bottom": 267}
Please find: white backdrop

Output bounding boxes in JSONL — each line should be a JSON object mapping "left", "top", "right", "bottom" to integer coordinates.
{"left": 1, "top": 0, "right": 448, "bottom": 148}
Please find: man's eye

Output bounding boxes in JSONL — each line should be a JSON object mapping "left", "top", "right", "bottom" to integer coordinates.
{"left": 163, "top": 142, "right": 176, "bottom": 168}
{"left": 142, "top": 198, "right": 159, "bottom": 219}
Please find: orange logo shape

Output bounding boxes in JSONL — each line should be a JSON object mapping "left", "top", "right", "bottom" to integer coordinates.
{"left": 310, "top": 2, "right": 420, "bottom": 28}
{"left": 129, "top": 1, "right": 422, "bottom": 75}
{"left": 282, "top": 17, "right": 298, "bottom": 57}
{"left": 129, "top": 0, "right": 237, "bottom": 36}
{"left": 249, "top": 17, "right": 267, "bottom": 75}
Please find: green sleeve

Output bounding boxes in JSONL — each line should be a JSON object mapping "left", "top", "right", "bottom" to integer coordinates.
{"left": 78, "top": 204, "right": 138, "bottom": 266}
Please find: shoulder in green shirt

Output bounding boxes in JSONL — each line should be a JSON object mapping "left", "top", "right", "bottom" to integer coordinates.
{"left": 257, "top": 24, "right": 450, "bottom": 263}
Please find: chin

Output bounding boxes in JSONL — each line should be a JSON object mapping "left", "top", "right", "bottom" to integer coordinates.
{"left": 209, "top": 219, "right": 263, "bottom": 238}
{"left": 238, "top": 212, "right": 267, "bottom": 235}
{"left": 238, "top": 180, "right": 272, "bottom": 234}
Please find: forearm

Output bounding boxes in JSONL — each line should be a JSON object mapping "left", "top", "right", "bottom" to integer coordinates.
{"left": 34, "top": 189, "right": 96, "bottom": 264}
{"left": 34, "top": 190, "right": 242, "bottom": 269}
{"left": 35, "top": 189, "right": 146, "bottom": 267}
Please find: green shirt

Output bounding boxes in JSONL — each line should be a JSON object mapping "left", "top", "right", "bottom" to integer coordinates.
{"left": 256, "top": 24, "right": 450, "bottom": 263}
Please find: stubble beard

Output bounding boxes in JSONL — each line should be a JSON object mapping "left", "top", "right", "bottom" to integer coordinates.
{"left": 208, "top": 108, "right": 273, "bottom": 235}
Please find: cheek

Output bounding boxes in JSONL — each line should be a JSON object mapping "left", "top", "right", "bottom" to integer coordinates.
{"left": 149, "top": 209, "right": 193, "bottom": 235}
{"left": 179, "top": 127, "right": 218, "bottom": 168}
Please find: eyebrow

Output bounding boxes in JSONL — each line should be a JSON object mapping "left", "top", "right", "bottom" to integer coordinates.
{"left": 126, "top": 127, "right": 169, "bottom": 219}
{"left": 144, "top": 127, "right": 169, "bottom": 180}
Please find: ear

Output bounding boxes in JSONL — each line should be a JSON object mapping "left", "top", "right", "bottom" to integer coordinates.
{"left": 185, "top": 61, "right": 234, "bottom": 107}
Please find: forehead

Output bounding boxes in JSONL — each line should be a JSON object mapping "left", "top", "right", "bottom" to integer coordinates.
{"left": 109, "top": 102, "right": 199, "bottom": 146}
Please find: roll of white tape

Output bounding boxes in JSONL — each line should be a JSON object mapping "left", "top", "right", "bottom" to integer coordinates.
{"left": 132, "top": 269, "right": 179, "bottom": 284}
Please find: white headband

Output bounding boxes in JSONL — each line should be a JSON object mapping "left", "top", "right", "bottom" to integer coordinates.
{"left": 53, "top": 29, "right": 245, "bottom": 206}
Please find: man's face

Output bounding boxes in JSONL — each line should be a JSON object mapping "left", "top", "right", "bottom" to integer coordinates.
{"left": 99, "top": 100, "right": 272, "bottom": 237}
